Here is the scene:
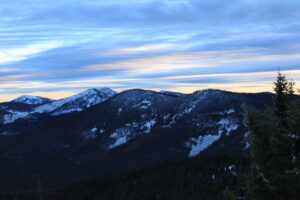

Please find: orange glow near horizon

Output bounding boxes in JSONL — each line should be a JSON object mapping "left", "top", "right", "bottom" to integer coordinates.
{"left": 1, "top": 80, "right": 300, "bottom": 103}
{"left": 1, "top": 70, "right": 300, "bottom": 103}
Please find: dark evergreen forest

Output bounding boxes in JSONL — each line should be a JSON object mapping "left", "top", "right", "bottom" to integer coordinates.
{"left": 0, "top": 155, "right": 248, "bottom": 200}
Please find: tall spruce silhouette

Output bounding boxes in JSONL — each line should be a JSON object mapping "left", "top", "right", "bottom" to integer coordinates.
{"left": 245, "top": 72, "right": 300, "bottom": 200}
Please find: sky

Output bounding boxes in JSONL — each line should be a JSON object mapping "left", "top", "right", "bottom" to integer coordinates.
{"left": 1, "top": 0, "right": 300, "bottom": 102}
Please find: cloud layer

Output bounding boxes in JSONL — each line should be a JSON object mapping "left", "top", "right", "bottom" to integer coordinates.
{"left": 1, "top": 0, "right": 300, "bottom": 101}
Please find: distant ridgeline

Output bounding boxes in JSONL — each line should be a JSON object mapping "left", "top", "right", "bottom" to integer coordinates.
{"left": 0, "top": 87, "right": 275, "bottom": 198}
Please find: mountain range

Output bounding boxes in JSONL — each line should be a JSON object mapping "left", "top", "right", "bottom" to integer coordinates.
{"left": 0, "top": 88, "right": 273, "bottom": 192}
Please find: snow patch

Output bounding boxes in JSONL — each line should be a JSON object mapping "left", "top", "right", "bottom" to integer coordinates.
{"left": 144, "top": 119, "right": 156, "bottom": 133}
{"left": 243, "top": 131, "right": 251, "bottom": 150}
{"left": 109, "top": 128, "right": 131, "bottom": 149}
{"left": 212, "top": 174, "right": 216, "bottom": 182}
{"left": 99, "top": 129, "right": 105, "bottom": 133}
{"left": 182, "top": 101, "right": 199, "bottom": 114}
{"left": 218, "top": 118, "right": 238, "bottom": 136}
{"left": 108, "top": 119, "right": 157, "bottom": 148}
{"left": 82, "top": 127, "right": 98, "bottom": 140}
{"left": 91, "top": 127, "right": 97, "bottom": 133}
{"left": 225, "top": 109, "right": 235, "bottom": 114}
{"left": 134, "top": 99, "right": 152, "bottom": 110}
{"left": 162, "top": 114, "right": 178, "bottom": 128}
{"left": 288, "top": 133, "right": 300, "bottom": 139}
{"left": 225, "top": 165, "right": 237, "bottom": 175}
{"left": 218, "top": 109, "right": 235, "bottom": 115}
{"left": 109, "top": 136, "right": 127, "bottom": 149}
{"left": 52, "top": 108, "right": 82, "bottom": 116}
{"left": 187, "top": 133, "right": 221, "bottom": 157}
{"left": 118, "top": 108, "right": 123, "bottom": 114}
{"left": 3, "top": 111, "right": 29, "bottom": 124}
{"left": 163, "top": 114, "right": 170, "bottom": 120}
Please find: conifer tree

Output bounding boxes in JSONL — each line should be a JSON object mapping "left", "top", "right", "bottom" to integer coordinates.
{"left": 274, "top": 72, "right": 288, "bottom": 127}
{"left": 245, "top": 72, "right": 300, "bottom": 200}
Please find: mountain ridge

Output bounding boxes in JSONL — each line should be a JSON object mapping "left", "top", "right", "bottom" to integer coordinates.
{"left": 11, "top": 95, "right": 53, "bottom": 105}
{"left": 0, "top": 87, "right": 117, "bottom": 126}
{"left": 0, "top": 88, "right": 274, "bottom": 192}
{"left": 0, "top": 87, "right": 279, "bottom": 193}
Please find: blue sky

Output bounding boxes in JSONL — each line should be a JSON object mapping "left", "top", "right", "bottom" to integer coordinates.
{"left": 1, "top": 0, "right": 300, "bottom": 101}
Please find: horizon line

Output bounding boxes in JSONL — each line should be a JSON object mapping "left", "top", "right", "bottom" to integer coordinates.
{"left": 1, "top": 87, "right": 276, "bottom": 103}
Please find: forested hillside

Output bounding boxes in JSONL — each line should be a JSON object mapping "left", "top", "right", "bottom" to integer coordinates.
{"left": 0, "top": 155, "right": 248, "bottom": 200}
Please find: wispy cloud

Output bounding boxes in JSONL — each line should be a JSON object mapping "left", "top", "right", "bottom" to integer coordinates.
{"left": 1, "top": 0, "right": 300, "bottom": 101}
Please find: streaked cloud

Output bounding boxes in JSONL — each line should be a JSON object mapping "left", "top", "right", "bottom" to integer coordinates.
{"left": 1, "top": 0, "right": 300, "bottom": 101}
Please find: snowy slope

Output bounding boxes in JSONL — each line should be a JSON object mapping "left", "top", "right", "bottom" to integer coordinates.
{"left": 11, "top": 95, "right": 52, "bottom": 105}
{"left": 0, "top": 88, "right": 116, "bottom": 125}
{"left": 71, "top": 89, "right": 244, "bottom": 154}
{"left": 35, "top": 88, "right": 116, "bottom": 115}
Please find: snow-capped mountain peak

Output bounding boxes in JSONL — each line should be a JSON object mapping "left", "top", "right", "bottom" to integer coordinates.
{"left": 78, "top": 88, "right": 116, "bottom": 99}
{"left": 11, "top": 95, "right": 52, "bottom": 105}
{"left": 35, "top": 88, "right": 117, "bottom": 115}
{"left": 1, "top": 88, "right": 117, "bottom": 125}
{"left": 90, "top": 88, "right": 116, "bottom": 96}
